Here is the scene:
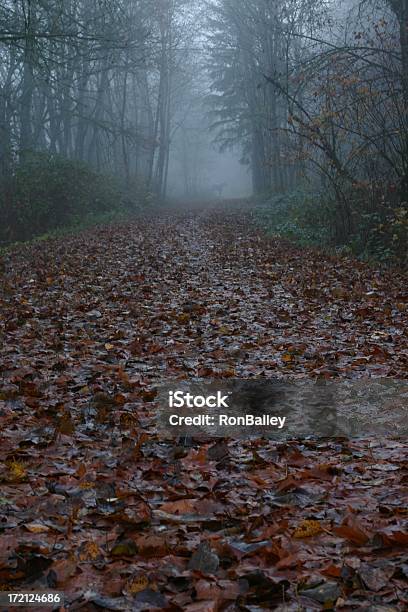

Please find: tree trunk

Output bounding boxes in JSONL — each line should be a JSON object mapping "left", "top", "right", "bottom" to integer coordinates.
{"left": 20, "top": 4, "right": 35, "bottom": 153}
{"left": 388, "top": 0, "right": 408, "bottom": 199}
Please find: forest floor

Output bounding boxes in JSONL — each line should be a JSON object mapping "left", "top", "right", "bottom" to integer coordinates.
{"left": 0, "top": 203, "right": 407, "bottom": 610}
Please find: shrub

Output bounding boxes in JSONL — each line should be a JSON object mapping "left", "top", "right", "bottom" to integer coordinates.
{"left": 0, "top": 152, "right": 151, "bottom": 244}
{"left": 254, "top": 186, "right": 407, "bottom": 268}
{"left": 362, "top": 207, "right": 407, "bottom": 267}
{"left": 254, "top": 189, "right": 332, "bottom": 247}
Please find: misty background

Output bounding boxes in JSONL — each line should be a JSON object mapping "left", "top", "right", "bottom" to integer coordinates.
{"left": 0, "top": 0, "right": 406, "bottom": 264}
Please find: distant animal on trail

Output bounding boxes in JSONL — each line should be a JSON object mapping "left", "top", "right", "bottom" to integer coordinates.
{"left": 210, "top": 182, "right": 227, "bottom": 198}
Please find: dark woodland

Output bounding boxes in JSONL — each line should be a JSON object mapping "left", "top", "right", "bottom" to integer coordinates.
{"left": 0, "top": 1, "right": 407, "bottom": 610}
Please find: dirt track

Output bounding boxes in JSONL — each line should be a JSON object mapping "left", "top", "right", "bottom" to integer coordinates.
{"left": 0, "top": 206, "right": 407, "bottom": 609}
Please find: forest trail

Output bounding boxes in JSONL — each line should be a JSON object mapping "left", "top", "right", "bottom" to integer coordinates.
{"left": 4, "top": 205, "right": 405, "bottom": 380}
{"left": 0, "top": 207, "right": 407, "bottom": 609}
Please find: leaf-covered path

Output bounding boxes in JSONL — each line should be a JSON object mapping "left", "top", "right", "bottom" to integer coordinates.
{"left": 1, "top": 207, "right": 407, "bottom": 610}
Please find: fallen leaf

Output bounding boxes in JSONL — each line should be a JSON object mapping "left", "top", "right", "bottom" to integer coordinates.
{"left": 293, "top": 519, "right": 322, "bottom": 538}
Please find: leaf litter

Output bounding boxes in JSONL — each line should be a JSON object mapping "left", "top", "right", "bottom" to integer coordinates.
{"left": 0, "top": 208, "right": 407, "bottom": 609}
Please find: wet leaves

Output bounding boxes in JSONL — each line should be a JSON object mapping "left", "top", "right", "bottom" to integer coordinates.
{"left": 0, "top": 209, "right": 407, "bottom": 608}
{"left": 293, "top": 519, "right": 323, "bottom": 538}
{"left": 189, "top": 542, "right": 220, "bottom": 574}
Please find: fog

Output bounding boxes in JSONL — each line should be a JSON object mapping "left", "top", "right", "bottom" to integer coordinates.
{"left": 168, "top": 147, "right": 252, "bottom": 201}
{"left": 0, "top": 0, "right": 406, "bottom": 245}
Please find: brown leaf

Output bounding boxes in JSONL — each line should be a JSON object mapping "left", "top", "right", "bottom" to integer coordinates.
{"left": 24, "top": 522, "right": 50, "bottom": 533}
{"left": 160, "top": 499, "right": 197, "bottom": 514}
{"left": 134, "top": 534, "right": 168, "bottom": 558}
{"left": 126, "top": 574, "right": 149, "bottom": 594}
{"left": 333, "top": 524, "right": 370, "bottom": 545}
{"left": 293, "top": 519, "right": 322, "bottom": 538}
